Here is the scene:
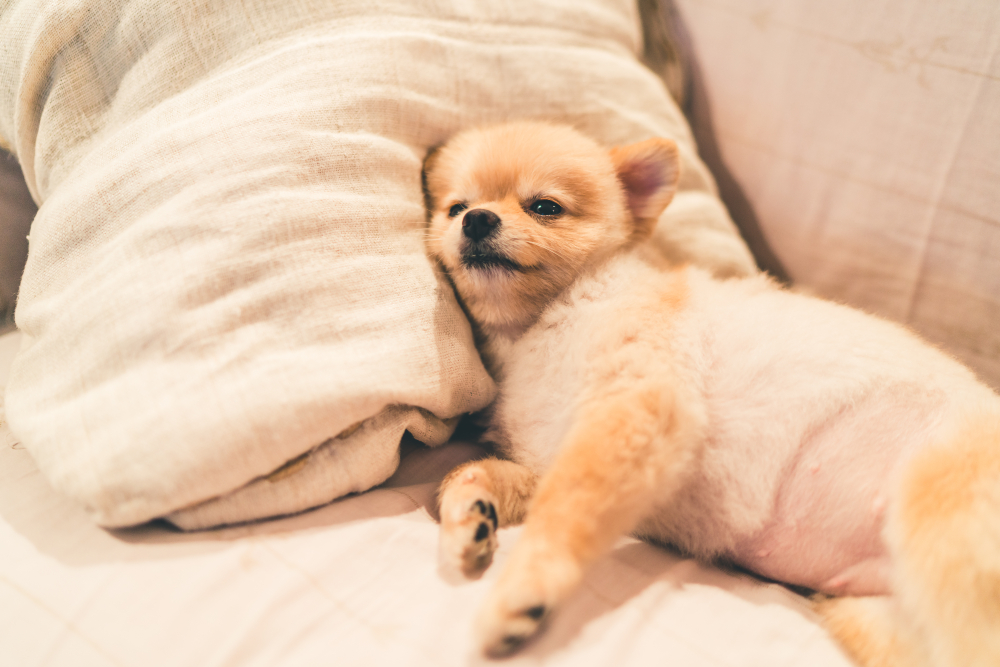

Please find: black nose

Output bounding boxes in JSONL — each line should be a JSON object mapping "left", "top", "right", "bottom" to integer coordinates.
{"left": 462, "top": 208, "right": 501, "bottom": 242}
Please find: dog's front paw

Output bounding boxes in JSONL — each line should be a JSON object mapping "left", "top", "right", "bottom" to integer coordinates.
{"left": 475, "top": 544, "right": 582, "bottom": 657}
{"left": 439, "top": 470, "right": 500, "bottom": 578}
{"left": 476, "top": 588, "right": 549, "bottom": 657}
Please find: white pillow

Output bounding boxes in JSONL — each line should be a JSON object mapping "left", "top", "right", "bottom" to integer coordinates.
{"left": 677, "top": 0, "right": 1000, "bottom": 389}
{"left": 0, "top": 0, "right": 754, "bottom": 528}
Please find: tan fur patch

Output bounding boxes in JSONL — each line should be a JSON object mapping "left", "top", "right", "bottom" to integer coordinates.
{"left": 899, "top": 411, "right": 1000, "bottom": 531}
{"left": 889, "top": 407, "right": 1000, "bottom": 667}
{"left": 658, "top": 267, "right": 689, "bottom": 311}
{"left": 523, "top": 383, "right": 685, "bottom": 565}
{"left": 438, "top": 456, "right": 537, "bottom": 527}
{"left": 815, "top": 596, "right": 922, "bottom": 667}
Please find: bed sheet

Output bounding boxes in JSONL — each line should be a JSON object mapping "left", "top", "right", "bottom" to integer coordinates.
{"left": 0, "top": 330, "right": 853, "bottom": 666}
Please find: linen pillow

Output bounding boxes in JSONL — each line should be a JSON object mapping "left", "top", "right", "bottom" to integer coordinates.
{"left": 0, "top": 0, "right": 754, "bottom": 529}
{"left": 676, "top": 0, "right": 1000, "bottom": 389}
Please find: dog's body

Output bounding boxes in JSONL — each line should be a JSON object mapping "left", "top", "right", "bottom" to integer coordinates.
{"left": 424, "top": 121, "right": 1000, "bottom": 666}
{"left": 486, "top": 254, "right": 990, "bottom": 597}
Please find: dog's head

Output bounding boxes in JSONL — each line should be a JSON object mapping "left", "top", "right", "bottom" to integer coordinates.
{"left": 424, "top": 121, "right": 680, "bottom": 335}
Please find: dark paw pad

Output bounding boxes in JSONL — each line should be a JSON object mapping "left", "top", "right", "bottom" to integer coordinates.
{"left": 490, "top": 635, "right": 528, "bottom": 658}
{"left": 471, "top": 499, "right": 499, "bottom": 529}
{"left": 474, "top": 522, "right": 490, "bottom": 542}
{"left": 524, "top": 605, "right": 546, "bottom": 621}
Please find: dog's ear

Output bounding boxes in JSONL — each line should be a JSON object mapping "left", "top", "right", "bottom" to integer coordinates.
{"left": 609, "top": 137, "right": 680, "bottom": 241}
{"left": 421, "top": 143, "right": 443, "bottom": 221}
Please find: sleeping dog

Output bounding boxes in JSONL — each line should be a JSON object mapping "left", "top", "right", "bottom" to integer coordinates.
{"left": 423, "top": 121, "right": 1000, "bottom": 666}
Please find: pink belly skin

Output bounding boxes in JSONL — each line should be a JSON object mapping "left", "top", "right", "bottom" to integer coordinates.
{"left": 727, "top": 391, "right": 943, "bottom": 596}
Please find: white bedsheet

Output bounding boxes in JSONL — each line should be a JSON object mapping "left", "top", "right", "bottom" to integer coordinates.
{"left": 0, "top": 330, "right": 853, "bottom": 666}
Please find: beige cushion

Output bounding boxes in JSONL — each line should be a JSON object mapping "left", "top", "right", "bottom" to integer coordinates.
{"left": 0, "top": 0, "right": 753, "bottom": 528}
{"left": 677, "top": 0, "right": 1000, "bottom": 389}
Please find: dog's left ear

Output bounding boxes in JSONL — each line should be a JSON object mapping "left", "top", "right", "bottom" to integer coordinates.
{"left": 609, "top": 137, "right": 680, "bottom": 241}
{"left": 421, "top": 143, "right": 444, "bottom": 220}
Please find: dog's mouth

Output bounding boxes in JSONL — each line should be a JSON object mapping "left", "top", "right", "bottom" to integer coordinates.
{"left": 460, "top": 246, "right": 524, "bottom": 273}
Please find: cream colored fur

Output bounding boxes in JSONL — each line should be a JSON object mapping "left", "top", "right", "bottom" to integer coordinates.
{"left": 424, "top": 121, "right": 1000, "bottom": 663}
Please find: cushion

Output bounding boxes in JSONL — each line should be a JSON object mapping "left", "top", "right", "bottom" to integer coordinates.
{"left": 0, "top": 0, "right": 755, "bottom": 528}
{"left": 676, "top": 0, "right": 1000, "bottom": 389}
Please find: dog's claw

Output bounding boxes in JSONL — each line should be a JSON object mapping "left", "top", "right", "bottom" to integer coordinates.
{"left": 477, "top": 598, "right": 549, "bottom": 657}
{"left": 475, "top": 539, "right": 583, "bottom": 657}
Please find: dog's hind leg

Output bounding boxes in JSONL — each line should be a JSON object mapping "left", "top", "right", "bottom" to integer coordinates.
{"left": 815, "top": 595, "right": 928, "bottom": 667}
{"left": 883, "top": 405, "right": 1000, "bottom": 667}
{"left": 474, "top": 381, "right": 703, "bottom": 656}
{"left": 437, "top": 457, "right": 537, "bottom": 578}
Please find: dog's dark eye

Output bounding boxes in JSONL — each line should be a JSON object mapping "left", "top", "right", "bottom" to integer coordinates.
{"left": 449, "top": 202, "right": 468, "bottom": 218}
{"left": 529, "top": 199, "right": 562, "bottom": 216}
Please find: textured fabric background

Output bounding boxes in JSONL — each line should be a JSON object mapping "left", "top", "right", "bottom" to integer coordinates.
{"left": 0, "top": 0, "right": 752, "bottom": 528}
{"left": 677, "top": 0, "right": 1000, "bottom": 389}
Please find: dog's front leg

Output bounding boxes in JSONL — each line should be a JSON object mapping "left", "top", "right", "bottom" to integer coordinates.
{"left": 475, "top": 382, "right": 701, "bottom": 656}
{"left": 438, "top": 457, "right": 538, "bottom": 578}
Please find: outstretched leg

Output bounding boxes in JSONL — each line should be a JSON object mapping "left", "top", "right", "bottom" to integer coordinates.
{"left": 438, "top": 457, "right": 537, "bottom": 578}
{"left": 475, "top": 383, "right": 703, "bottom": 656}
{"left": 815, "top": 595, "right": 926, "bottom": 667}
{"left": 817, "top": 406, "right": 1000, "bottom": 667}
{"left": 882, "top": 407, "right": 1000, "bottom": 667}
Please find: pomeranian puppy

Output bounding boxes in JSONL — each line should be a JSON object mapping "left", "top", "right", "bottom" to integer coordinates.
{"left": 423, "top": 121, "right": 1000, "bottom": 666}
